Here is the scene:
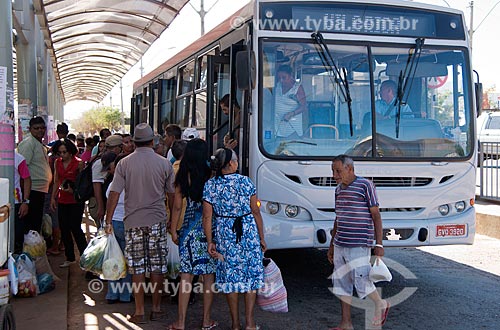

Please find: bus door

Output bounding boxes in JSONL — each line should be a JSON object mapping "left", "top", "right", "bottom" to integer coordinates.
{"left": 207, "top": 45, "right": 248, "bottom": 174}
{"left": 207, "top": 54, "right": 230, "bottom": 155}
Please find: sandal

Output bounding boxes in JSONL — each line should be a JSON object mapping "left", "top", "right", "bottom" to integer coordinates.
{"left": 372, "top": 301, "right": 391, "bottom": 327}
{"left": 127, "top": 314, "right": 148, "bottom": 324}
{"left": 150, "top": 310, "right": 166, "bottom": 321}
{"left": 245, "top": 326, "right": 260, "bottom": 330}
{"left": 201, "top": 320, "right": 219, "bottom": 330}
{"left": 167, "top": 324, "right": 184, "bottom": 330}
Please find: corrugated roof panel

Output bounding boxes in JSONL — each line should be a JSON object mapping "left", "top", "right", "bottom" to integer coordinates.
{"left": 34, "top": 0, "right": 190, "bottom": 102}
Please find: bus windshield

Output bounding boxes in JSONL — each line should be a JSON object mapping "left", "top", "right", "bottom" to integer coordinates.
{"left": 260, "top": 40, "right": 473, "bottom": 160}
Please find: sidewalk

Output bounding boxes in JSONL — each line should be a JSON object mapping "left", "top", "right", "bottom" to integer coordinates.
{"left": 9, "top": 200, "right": 500, "bottom": 330}
{"left": 10, "top": 251, "right": 68, "bottom": 329}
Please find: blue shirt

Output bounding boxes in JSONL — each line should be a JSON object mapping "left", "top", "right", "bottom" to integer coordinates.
{"left": 375, "top": 98, "right": 414, "bottom": 118}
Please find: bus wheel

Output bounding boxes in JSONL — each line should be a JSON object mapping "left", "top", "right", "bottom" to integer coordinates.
{"left": 0, "top": 304, "right": 16, "bottom": 330}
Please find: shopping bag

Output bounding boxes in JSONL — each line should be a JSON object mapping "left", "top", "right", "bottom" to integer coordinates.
{"left": 80, "top": 233, "right": 108, "bottom": 275}
{"left": 257, "top": 258, "right": 288, "bottom": 313}
{"left": 7, "top": 254, "right": 19, "bottom": 295}
{"left": 15, "top": 253, "right": 39, "bottom": 297}
{"left": 41, "top": 213, "right": 52, "bottom": 238}
{"left": 369, "top": 257, "right": 392, "bottom": 283}
{"left": 166, "top": 233, "right": 180, "bottom": 279}
{"left": 100, "top": 233, "right": 127, "bottom": 281}
{"left": 23, "top": 230, "right": 47, "bottom": 257}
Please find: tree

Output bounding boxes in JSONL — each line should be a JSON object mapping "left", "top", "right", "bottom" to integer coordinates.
{"left": 71, "top": 106, "right": 122, "bottom": 135}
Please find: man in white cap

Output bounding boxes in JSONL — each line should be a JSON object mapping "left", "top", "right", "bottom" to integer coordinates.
{"left": 105, "top": 123, "right": 175, "bottom": 324}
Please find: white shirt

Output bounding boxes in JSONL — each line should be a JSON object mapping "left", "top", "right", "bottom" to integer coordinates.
{"left": 106, "top": 185, "right": 124, "bottom": 222}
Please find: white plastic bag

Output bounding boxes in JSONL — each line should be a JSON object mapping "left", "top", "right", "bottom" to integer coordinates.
{"left": 369, "top": 257, "right": 392, "bottom": 283}
{"left": 7, "top": 254, "right": 18, "bottom": 295}
{"left": 100, "top": 233, "right": 127, "bottom": 281}
{"left": 41, "top": 213, "right": 52, "bottom": 238}
{"left": 15, "top": 253, "right": 39, "bottom": 297}
{"left": 23, "top": 230, "right": 46, "bottom": 257}
{"left": 80, "top": 233, "right": 108, "bottom": 274}
{"left": 257, "top": 258, "right": 288, "bottom": 313}
{"left": 166, "top": 233, "right": 180, "bottom": 279}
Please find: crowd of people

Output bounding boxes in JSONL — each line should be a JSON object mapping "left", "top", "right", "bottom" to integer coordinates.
{"left": 14, "top": 116, "right": 389, "bottom": 329}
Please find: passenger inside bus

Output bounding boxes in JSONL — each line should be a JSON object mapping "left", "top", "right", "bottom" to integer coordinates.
{"left": 220, "top": 94, "right": 240, "bottom": 150}
{"left": 274, "top": 64, "right": 307, "bottom": 139}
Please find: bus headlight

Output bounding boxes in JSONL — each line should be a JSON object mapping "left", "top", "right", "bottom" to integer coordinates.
{"left": 266, "top": 202, "right": 280, "bottom": 215}
{"left": 285, "top": 205, "right": 299, "bottom": 218}
{"left": 455, "top": 201, "right": 466, "bottom": 212}
{"left": 438, "top": 204, "right": 450, "bottom": 216}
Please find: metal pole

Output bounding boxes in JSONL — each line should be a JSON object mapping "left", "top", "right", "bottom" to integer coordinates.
{"left": 469, "top": 1, "right": 474, "bottom": 50}
{"left": 120, "top": 80, "right": 124, "bottom": 131}
{"left": 0, "top": 0, "right": 16, "bottom": 255}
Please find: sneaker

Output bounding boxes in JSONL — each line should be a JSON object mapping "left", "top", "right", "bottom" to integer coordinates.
{"left": 59, "top": 260, "right": 76, "bottom": 268}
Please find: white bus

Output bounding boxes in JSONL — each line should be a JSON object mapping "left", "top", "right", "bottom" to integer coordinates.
{"left": 132, "top": 0, "right": 479, "bottom": 248}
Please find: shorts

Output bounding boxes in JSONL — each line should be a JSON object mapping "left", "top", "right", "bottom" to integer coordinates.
{"left": 124, "top": 222, "right": 168, "bottom": 275}
{"left": 332, "top": 245, "right": 376, "bottom": 299}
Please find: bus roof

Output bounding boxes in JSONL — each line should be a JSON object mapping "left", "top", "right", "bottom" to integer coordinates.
{"left": 133, "top": 2, "right": 253, "bottom": 90}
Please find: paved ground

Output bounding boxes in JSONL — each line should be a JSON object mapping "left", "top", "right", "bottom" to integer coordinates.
{"left": 9, "top": 200, "right": 500, "bottom": 330}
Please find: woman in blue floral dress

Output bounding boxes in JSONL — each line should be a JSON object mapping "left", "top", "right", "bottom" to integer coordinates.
{"left": 203, "top": 148, "right": 267, "bottom": 330}
{"left": 169, "top": 139, "right": 218, "bottom": 330}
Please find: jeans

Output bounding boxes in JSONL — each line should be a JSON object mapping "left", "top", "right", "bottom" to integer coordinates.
{"left": 106, "top": 221, "right": 132, "bottom": 302}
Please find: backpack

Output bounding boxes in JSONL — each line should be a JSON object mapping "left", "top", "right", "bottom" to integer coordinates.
{"left": 74, "top": 157, "right": 99, "bottom": 202}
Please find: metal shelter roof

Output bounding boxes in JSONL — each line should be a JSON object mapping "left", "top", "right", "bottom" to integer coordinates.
{"left": 33, "top": 0, "right": 190, "bottom": 103}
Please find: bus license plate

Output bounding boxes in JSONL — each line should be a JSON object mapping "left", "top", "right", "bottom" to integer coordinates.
{"left": 436, "top": 224, "right": 467, "bottom": 237}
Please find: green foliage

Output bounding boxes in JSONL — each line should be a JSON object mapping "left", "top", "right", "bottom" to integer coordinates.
{"left": 71, "top": 106, "right": 123, "bottom": 133}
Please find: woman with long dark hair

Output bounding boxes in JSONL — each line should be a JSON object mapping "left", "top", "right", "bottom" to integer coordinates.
{"left": 168, "top": 138, "right": 218, "bottom": 330}
{"left": 50, "top": 138, "right": 87, "bottom": 268}
{"left": 203, "top": 148, "right": 267, "bottom": 330}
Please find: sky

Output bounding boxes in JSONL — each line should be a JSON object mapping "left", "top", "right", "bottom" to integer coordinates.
{"left": 64, "top": 0, "right": 500, "bottom": 122}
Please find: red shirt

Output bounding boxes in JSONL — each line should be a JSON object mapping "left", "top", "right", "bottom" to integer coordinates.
{"left": 55, "top": 156, "right": 81, "bottom": 204}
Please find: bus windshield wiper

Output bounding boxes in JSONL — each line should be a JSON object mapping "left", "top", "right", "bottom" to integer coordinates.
{"left": 312, "top": 32, "right": 353, "bottom": 136}
{"left": 394, "top": 38, "right": 425, "bottom": 138}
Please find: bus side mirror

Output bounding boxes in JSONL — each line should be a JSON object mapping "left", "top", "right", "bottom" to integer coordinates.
{"left": 236, "top": 50, "right": 256, "bottom": 90}
{"left": 475, "top": 82, "right": 483, "bottom": 117}
{"left": 473, "top": 70, "right": 482, "bottom": 117}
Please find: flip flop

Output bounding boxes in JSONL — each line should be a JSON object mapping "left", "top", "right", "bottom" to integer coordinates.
{"left": 167, "top": 324, "right": 184, "bottom": 330}
{"left": 372, "top": 301, "right": 391, "bottom": 327}
{"left": 201, "top": 320, "right": 219, "bottom": 330}
{"left": 127, "top": 314, "right": 148, "bottom": 324}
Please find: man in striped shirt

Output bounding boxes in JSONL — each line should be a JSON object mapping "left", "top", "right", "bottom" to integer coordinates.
{"left": 327, "top": 155, "right": 389, "bottom": 330}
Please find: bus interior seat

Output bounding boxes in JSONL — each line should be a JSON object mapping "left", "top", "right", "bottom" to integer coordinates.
{"left": 309, "top": 124, "right": 339, "bottom": 139}
{"left": 307, "top": 101, "right": 335, "bottom": 138}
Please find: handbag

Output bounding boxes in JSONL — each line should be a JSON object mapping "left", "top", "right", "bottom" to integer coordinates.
{"left": 369, "top": 257, "right": 392, "bottom": 283}
{"left": 256, "top": 258, "right": 288, "bottom": 313}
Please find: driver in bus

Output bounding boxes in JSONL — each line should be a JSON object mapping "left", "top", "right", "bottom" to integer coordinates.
{"left": 274, "top": 64, "right": 307, "bottom": 138}
{"left": 375, "top": 80, "right": 414, "bottom": 119}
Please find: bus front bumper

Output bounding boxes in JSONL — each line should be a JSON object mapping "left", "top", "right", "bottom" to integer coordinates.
{"left": 262, "top": 207, "right": 476, "bottom": 250}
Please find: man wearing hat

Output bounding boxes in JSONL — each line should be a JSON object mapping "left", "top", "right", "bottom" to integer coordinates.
{"left": 76, "top": 133, "right": 85, "bottom": 155}
{"left": 105, "top": 123, "right": 175, "bottom": 324}
{"left": 91, "top": 134, "right": 123, "bottom": 225}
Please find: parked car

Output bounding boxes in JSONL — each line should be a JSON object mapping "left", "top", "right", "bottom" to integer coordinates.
{"left": 478, "top": 111, "right": 500, "bottom": 159}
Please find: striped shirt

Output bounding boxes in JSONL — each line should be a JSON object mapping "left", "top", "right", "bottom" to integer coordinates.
{"left": 334, "top": 176, "right": 379, "bottom": 247}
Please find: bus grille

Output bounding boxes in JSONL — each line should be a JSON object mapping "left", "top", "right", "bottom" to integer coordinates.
{"left": 309, "top": 177, "right": 432, "bottom": 187}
